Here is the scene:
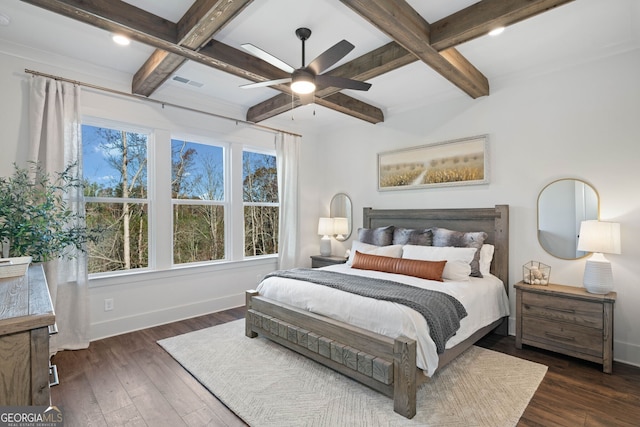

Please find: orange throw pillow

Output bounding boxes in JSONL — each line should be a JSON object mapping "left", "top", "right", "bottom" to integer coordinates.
{"left": 352, "top": 251, "right": 446, "bottom": 282}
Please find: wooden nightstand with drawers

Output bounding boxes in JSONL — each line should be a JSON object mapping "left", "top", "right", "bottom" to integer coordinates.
{"left": 310, "top": 255, "right": 347, "bottom": 268}
{"left": 515, "top": 281, "right": 616, "bottom": 373}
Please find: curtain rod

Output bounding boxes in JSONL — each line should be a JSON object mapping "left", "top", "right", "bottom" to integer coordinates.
{"left": 24, "top": 69, "right": 302, "bottom": 138}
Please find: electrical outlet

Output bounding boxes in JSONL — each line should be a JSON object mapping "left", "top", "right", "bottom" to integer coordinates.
{"left": 104, "top": 298, "right": 114, "bottom": 312}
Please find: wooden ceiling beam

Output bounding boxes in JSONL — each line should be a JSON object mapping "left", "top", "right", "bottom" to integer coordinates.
{"left": 339, "top": 0, "right": 489, "bottom": 99}
{"left": 430, "top": 0, "right": 575, "bottom": 51}
{"left": 133, "top": 0, "right": 254, "bottom": 97}
{"left": 21, "top": 0, "right": 382, "bottom": 123}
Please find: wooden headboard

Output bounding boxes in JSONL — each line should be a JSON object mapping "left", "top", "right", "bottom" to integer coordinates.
{"left": 362, "top": 205, "right": 509, "bottom": 294}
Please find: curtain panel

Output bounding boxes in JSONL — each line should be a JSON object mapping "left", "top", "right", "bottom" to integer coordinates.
{"left": 275, "top": 132, "right": 300, "bottom": 269}
{"left": 28, "top": 76, "right": 89, "bottom": 354}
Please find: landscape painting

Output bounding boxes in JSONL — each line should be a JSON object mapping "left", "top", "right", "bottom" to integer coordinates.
{"left": 378, "top": 135, "right": 489, "bottom": 191}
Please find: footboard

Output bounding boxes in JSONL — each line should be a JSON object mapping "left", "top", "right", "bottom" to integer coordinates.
{"left": 245, "top": 290, "right": 417, "bottom": 419}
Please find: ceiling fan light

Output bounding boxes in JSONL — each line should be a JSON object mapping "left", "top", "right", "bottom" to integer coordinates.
{"left": 291, "top": 70, "right": 316, "bottom": 94}
{"left": 291, "top": 80, "right": 315, "bottom": 94}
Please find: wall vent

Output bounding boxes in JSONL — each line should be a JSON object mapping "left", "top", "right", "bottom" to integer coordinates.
{"left": 172, "top": 75, "right": 204, "bottom": 88}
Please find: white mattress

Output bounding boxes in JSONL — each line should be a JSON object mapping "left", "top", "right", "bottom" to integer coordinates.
{"left": 256, "top": 263, "right": 510, "bottom": 376}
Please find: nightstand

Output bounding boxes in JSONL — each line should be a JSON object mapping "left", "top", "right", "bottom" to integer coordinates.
{"left": 515, "top": 281, "right": 616, "bottom": 373}
{"left": 310, "top": 255, "right": 347, "bottom": 268}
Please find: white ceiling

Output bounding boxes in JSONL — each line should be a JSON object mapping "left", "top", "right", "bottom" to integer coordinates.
{"left": 0, "top": 0, "right": 638, "bottom": 133}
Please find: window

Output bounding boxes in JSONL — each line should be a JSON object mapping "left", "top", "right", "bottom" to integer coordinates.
{"left": 171, "top": 139, "right": 226, "bottom": 264}
{"left": 243, "top": 150, "right": 279, "bottom": 257}
{"left": 82, "top": 124, "right": 149, "bottom": 274}
{"left": 82, "top": 119, "right": 278, "bottom": 276}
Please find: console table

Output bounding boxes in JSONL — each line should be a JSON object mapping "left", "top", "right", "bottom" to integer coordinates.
{"left": 0, "top": 265, "right": 56, "bottom": 405}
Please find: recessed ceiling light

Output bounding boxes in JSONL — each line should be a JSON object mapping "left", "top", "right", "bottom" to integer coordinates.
{"left": 488, "top": 27, "right": 505, "bottom": 37}
{"left": 0, "top": 12, "right": 11, "bottom": 26}
{"left": 112, "top": 34, "right": 131, "bottom": 46}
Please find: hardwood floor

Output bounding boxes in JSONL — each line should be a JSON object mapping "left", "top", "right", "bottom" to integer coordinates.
{"left": 51, "top": 308, "right": 640, "bottom": 426}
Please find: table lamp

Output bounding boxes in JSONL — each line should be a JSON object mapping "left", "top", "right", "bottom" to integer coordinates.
{"left": 577, "top": 220, "right": 621, "bottom": 294}
{"left": 318, "top": 217, "right": 334, "bottom": 256}
{"left": 333, "top": 217, "right": 349, "bottom": 241}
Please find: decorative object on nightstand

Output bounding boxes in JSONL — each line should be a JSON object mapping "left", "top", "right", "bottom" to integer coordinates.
{"left": 577, "top": 220, "right": 621, "bottom": 294}
{"left": 317, "top": 217, "right": 334, "bottom": 256}
{"left": 522, "top": 261, "right": 550, "bottom": 285}
{"left": 310, "top": 255, "right": 348, "bottom": 268}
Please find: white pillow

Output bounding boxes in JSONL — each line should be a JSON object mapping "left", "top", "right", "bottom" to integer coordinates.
{"left": 479, "top": 244, "right": 495, "bottom": 277}
{"left": 347, "top": 241, "right": 403, "bottom": 266}
{"left": 402, "top": 245, "right": 476, "bottom": 281}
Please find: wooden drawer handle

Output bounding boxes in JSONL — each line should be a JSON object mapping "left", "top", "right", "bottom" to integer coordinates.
{"left": 544, "top": 306, "right": 575, "bottom": 314}
{"left": 544, "top": 332, "right": 576, "bottom": 341}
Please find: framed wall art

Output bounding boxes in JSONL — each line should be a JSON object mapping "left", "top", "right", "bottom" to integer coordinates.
{"left": 378, "top": 134, "right": 489, "bottom": 191}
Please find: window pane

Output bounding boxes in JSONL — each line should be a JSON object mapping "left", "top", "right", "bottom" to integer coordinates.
{"left": 171, "top": 139, "right": 224, "bottom": 201}
{"left": 173, "top": 204, "right": 225, "bottom": 263}
{"left": 243, "top": 151, "right": 277, "bottom": 203}
{"left": 86, "top": 202, "right": 148, "bottom": 273}
{"left": 244, "top": 205, "right": 279, "bottom": 256}
{"left": 82, "top": 124, "right": 148, "bottom": 198}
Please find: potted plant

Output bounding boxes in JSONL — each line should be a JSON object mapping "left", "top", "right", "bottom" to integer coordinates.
{"left": 0, "top": 162, "right": 96, "bottom": 263}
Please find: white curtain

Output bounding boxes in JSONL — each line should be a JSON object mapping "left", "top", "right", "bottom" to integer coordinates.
{"left": 28, "top": 76, "right": 89, "bottom": 354}
{"left": 275, "top": 132, "right": 300, "bottom": 269}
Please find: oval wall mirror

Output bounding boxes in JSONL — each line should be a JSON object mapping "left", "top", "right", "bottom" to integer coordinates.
{"left": 330, "top": 193, "right": 352, "bottom": 241}
{"left": 537, "top": 178, "right": 599, "bottom": 259}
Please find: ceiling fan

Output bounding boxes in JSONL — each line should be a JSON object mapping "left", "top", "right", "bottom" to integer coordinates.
{"left": 240, "top": 27, "right": 371, "bottom": 104}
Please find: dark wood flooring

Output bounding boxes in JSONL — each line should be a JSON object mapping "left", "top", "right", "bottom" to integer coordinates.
{"left": 51, "top": 308, "right": 640, "bottom": 426}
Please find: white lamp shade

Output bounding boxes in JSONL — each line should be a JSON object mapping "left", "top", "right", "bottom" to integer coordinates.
{"left": 317, "top": 217, "right": 334, "bottom": 236}
{"left": 577, "top": 221, "right": 621, "bottom": 254}
{"left": 333, "top": 217, "right": 348, "bottom": 236}
{"left": 577, "top": 220, "right": 621, "bottom": 294}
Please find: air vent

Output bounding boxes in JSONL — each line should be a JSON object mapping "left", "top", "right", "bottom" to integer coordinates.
{"left": 172, "top": 75, "right": 203, "bottom": 88}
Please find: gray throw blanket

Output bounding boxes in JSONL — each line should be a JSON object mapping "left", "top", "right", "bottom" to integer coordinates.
{"left": 264, "top": 268, "right": 467, "bottom": 354}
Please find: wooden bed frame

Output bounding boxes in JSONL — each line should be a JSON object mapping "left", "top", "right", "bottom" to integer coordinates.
{"left": 245, "top": 205, "right": 509, "bottom": 419}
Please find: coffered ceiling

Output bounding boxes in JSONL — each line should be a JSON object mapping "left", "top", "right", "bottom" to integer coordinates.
{"left": 1, "top": 0, "right": 638, "bottom": 131}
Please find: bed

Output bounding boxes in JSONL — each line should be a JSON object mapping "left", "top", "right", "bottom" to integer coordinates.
{"left": 245, "top": 205, "right": 509, "bottom": 419}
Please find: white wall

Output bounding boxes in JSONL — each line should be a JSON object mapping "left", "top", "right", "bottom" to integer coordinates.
{"left": 0, "top": 49, "right": 293, "bottom": 340}
{"left": 2, "top": 40, "right": 639, "bottom": 367}
{"left": 299, "top": 48, "right": 640, "bottom": 366}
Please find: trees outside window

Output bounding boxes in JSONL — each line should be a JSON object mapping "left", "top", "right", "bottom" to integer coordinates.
{"left": 82, "top": 120, "right": 278, "bottom": 276}
{"left": 171, "top": 139, "right": 225, "bottom": 264}
{"left": 243, "top": 151, "right": 278, "bottom": 257}
{"left": 82, "top": 124, "right": 148, "bottom": 274}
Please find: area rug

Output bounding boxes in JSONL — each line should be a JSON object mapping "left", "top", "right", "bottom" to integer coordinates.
{"left": 158, "top": 320, "right": 546, "bottom": 427}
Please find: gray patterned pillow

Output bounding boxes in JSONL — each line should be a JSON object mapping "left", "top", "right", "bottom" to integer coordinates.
{"left": 392, "top": 228, "right": 433, "bottom": 246}
{"left": 357, "top": 225, "right": 394, "bottom": 246}
{"left": 431, "top": 227, "right": 488, "bottom": 277}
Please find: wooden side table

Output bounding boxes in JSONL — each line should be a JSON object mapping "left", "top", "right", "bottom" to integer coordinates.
{"left": 310, "top": 255, "right": 347, "bottom": 268}
{"left": 515, "top": 281, "right": 616, "bottom": 373}
{"left": 0, "top": 265, "right": 56, "bottom": 405}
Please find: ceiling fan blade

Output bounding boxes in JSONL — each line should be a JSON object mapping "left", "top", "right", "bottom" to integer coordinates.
{"left": 241, "top": 43, "right": 295, "bottom": 73}
{"left": 315, "top": 74, "right": 371, "bottom": 91}
{"left": 307, "top": 40, "right": 355, "bottom": 75}
{"left": 298, "top": 92, "right": 314, "bottom": 105}
{"left": 240, "top": 78, "right": 292, "bottom": 89}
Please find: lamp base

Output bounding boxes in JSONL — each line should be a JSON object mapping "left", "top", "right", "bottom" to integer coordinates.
{"left": 319, "top": 236, "right": 331, "bottom": 257}
{"left": 583, "top": 253, "right": 614, "bottom": 294}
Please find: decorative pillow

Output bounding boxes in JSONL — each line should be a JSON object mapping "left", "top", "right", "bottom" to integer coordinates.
{"left": 352, "top": 251, "right": 446, "bottom": 282}
{"left": 431, "top": 228, "right": 488, "bottom": 277}
{"left": 357, "top": 225, "right": 395, "bottom": 246}
{"left": 392, "top": 227, "right": 433, "bottom": 246}
{"left": 347, "top": 241, "right": 403, "bottom": 266}
{"left": 479, "top": 244, "right": 495, "bottom": 277}
{"left": 401, "top": 245, "right": 476, "bottom": 281}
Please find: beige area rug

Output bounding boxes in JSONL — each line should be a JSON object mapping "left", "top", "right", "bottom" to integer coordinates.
{"left": 158, "top": 320, "right": 547, "bottom": 427}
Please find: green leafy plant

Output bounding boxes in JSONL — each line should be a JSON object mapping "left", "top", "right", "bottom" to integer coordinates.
{"left": 0, "top": 162, "right": 98, "bottom": 263}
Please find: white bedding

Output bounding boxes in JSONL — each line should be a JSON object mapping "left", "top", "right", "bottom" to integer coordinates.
{"left": 256, "top": 263, "right": 510, "bottom": 376}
